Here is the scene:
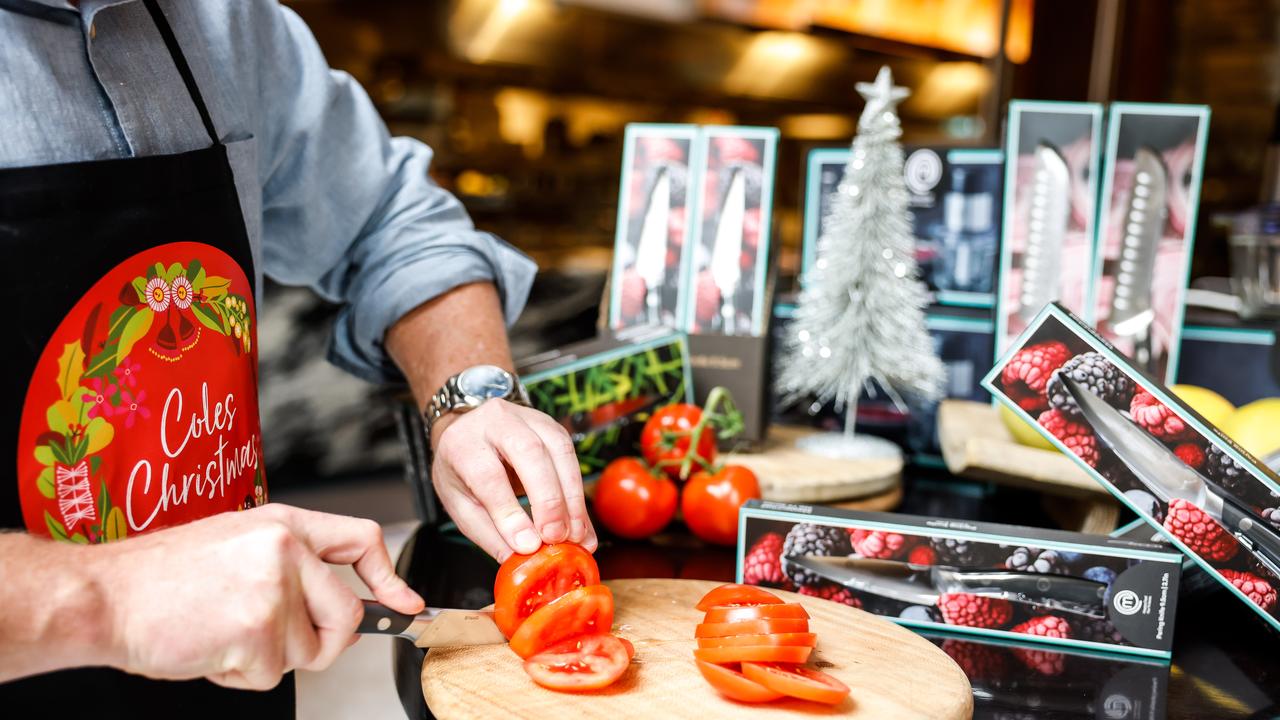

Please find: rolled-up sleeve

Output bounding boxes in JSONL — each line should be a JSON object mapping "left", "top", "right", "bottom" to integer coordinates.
{"left": 251, "top": 3, "right": 536, "bottom": 383}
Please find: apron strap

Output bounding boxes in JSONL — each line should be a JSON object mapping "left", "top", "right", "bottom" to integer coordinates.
{"left": 142, "top": 0, "right": 219, "bottom": 147}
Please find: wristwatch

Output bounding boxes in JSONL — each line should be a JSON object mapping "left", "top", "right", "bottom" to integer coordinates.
{"left": 424, "top": 364, "right": 530, "bottom": 438}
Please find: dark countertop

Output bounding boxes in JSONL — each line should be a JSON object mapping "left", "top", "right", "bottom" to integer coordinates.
{"left": 391, "top": 488, "right": 1280, "bottom": 720}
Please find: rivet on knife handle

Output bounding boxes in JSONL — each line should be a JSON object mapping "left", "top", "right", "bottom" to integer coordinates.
{"left": 358, "top": 600, "right": 415, "bottom": 637}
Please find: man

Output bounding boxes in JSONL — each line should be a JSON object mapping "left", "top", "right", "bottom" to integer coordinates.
{"left": 0, "top": 0, "right": 594, "bottom": 713}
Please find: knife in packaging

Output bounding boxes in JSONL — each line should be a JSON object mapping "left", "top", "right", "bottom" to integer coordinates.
{"left": 709, "top": 167, "right": 746, "bottom": 335}
{"left": 1019, "top": 142, "right": 1072, "bottom": 324}
{"left": 1107, "top": 146, "right": 1167, "bottom": 371}
{"left": 357, "top": 600, "right": 507, "bottom": 648}
{"left": 634, "top": 166, "right": 672, "bottom": 325}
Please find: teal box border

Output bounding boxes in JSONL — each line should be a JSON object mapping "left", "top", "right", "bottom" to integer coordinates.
{"left": 682, "top": 125, "right": 780, "bottom": 335}
{"left": 607, "top": 123, "right": 702, "bottom": 331}
{"left": 982, "top": 302, "right": 1280, "bottom": 633}
{"left": 735, "top": 500, "right": 1182, "bottom": 660}
{"left": 1089, "top": 103, "right": 1211, "bottom": 384}
{"left": 996, "top": 101, "right": 1105, "bottom": 358}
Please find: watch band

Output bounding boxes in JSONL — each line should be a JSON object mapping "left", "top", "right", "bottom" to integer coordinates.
{"left": 424, "top": 368, "right": 529, "bottom": 439}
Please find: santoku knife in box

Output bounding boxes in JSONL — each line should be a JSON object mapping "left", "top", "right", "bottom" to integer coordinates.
{"left": 1019, "top": 142, "right": 1072, "bottom": 324}
{"left": 785, "top": 555, "right": 1107, "bottom": 618}
{"left": 709, "top": 166, "right": 746, "bottom": 335}
{"left": 1107, "top": 146, "right": 1167, "bottom": 372}
{"left": 357, "top": 600, "right": 507, "bottom": 648}
{"left": 634, "top": 166, "right": 672, "bottom": 325}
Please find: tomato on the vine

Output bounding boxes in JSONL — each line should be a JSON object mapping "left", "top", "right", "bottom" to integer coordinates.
{"left": 493, "top": 543, "right": 600, "bottom": 638}
{"left": 593, "top": 457, "right": 677, "bottom": 539}
{"left": 681, "top": 465, "right": 761, "bottom": 545}
{"left": 641, "top": 403, "right": 716, "bottom": 480}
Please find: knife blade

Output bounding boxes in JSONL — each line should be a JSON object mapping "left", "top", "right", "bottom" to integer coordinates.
{"left": 1063, "top": 377, "right": 1280, "bottom": 579}
{"left": 709, "top": 167, "right": 746, "bottom": 334}
{"left": 634, "top": 166, "right": 672, "bottom": 325}
{"left": 786, "top": 556, "right": 1106, "bottom": 617}
{"left": 1019, "top": 142, "right": 1071, "bottom": 323}
{"left": 357, "top": 600, "right": 506, "bottom": 648}
{"left": 1108, "top": 146, "right": 1167, "bottom": 370}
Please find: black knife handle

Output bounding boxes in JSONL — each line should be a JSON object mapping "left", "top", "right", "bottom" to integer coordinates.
{"left": 1219, "top": 497, "right": 1280, "bottom": 578}
{"left": 949, "top": 570, "right": 1106, "bottom": 611}
{"left": 357, "top": 600, "right": 415, "bottom": 637}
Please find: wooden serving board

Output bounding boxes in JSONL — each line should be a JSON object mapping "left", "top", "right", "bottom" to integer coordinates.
{"left": 725, "top": 426, "right": 903, "bottom": 504}
{"left": 421, "top": 579, "right": 972, "bottom": 720}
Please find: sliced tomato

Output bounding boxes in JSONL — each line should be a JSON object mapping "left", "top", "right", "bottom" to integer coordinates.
{"left": 695, "top": 660, "right": 783, "bottom": 703}
{"left": 523, "top": 634, "right": 629, "bottom": 692}
{"left": 741, "top": 663, "right": 851, "bottom": 705}
{"left": 696, "top": 632, "right": 817, "bottom": 649}
{"left": 694, "top": 618, "right": 810, "bottom": 638}
{"left": 619, "top": 637, "right": 636, "bottom": 660}
{"left": 493, "top": 543, "right": 600, "bottom": 638}
{"left": 509, "top": 585, "right": 614, "bottom": 659}
{"left": 702, "top": 603, "right": 809, "bottom": 623}
{"left": 693, "top": 645, "right": 813, "bottom": 664}
{"left": 695, "top": 584, "right": 783, "bottom": 611}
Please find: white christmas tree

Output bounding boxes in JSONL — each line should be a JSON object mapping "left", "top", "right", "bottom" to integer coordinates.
{"left": 777, "top": 66, "right": 945, "bottom": 457}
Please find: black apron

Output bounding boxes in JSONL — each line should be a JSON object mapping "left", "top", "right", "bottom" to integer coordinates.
{"left": 0, "top": 0, "right": 288, "bottom": 715}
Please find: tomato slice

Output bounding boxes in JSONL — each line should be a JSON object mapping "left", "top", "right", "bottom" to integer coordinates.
{"left": 696, "top": 633, "right": 817, "bottom": 649}
{"left": 509, "top": 585, "right": 614, "bottom": 659}
{"left": 702, "top": 603, "right": 809, "bottom": 623}
{"left": 619, "top": 637, "right": 636, "bottom": 660}
{"left": 523, "top": 634, "right": 630, "bottom": 692}
{"left": 694, "top": 618, "right": 810, "bottom": 638}
{"left": 693, "top": 645, "right": 813, "bottom": 664}
{"left": 493, "top": 543, "right": 600, "bottom": 638}
{"left": 741, "top": 663, "right": 851, "bottom": 705}
{"left": 695, "top": 584, "right": 784, "bottom": 612}
{"left": 695, "top": 660, "right": 783, "bottom": 703}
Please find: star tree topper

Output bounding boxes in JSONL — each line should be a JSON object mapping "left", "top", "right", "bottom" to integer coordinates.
{"left": 856, "top": 66, "right": 910, "bottom": 130}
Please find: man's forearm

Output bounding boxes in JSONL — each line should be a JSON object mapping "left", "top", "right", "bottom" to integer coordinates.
{"left": 385, "top": 281, "right": 515, "bottom": 447}
{"left": 0, "top": 533, "right": 115, "bottom": 682}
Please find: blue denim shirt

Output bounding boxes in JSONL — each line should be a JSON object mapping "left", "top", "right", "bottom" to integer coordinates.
{"left": 0, "top": 0, "right": 537, "bottom": 383}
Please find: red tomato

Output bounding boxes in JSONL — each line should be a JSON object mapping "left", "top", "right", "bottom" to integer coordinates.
{"left": 696, "top": 633, "right": 817, "bottom": 649}
{"left": 695, "top": 660, "right": 783, "bottom": 703}
{"left": 703, "top": 603, "right": 809, "bottom": 623}
{"left": 641, "top": 404, "right": 716, "bottom": 480}
{"left": 693, "top": 645, "right": 812, "bottom": 664}
{"left": 681, "top": 465, "right": 760, "bottom": 546}
{"left": 522, "top": 634, "right": 630, "bottom": 692}
{"left": 741, "top": 663, "right": 851, "bottom": 705}
{"left": 618, "top": 637, "right": 636, "bottom": 660}
{"left": 695, "top": 583, "right": 782, "bottom": 611}
{"left": 593, "top": 458, "right": 677, "bottom": 540}
{"left": 694, "top": 618, "right": 810, "bottom": 638}
{"left": 493, "top": 543, "right": 600, "bottom": 638}
{"left": 509, "top": 585, "right": 615, "bottom": 659}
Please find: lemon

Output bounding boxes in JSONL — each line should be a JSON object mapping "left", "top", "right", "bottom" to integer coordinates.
{"left": 1219, "top": 398, "right": 1280, "bottom": 458}
{"left": 998, "top": 403, "right": 1055, "bottom": 450}
{"left": 1170, "top": 385, "right": 1235, "bottom": 427}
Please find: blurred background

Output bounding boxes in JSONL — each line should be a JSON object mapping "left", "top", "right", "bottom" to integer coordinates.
{"left": 263, "top": 0, "right": 1272, "bottom": 495}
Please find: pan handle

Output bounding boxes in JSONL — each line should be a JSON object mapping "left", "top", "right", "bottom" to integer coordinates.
{"left": 357, "top": 600, "right": 415, "bottom": 637}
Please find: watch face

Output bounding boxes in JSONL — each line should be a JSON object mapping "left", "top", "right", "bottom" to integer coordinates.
{"left": 458, "top": 364, "right": 514, "bottom": 401}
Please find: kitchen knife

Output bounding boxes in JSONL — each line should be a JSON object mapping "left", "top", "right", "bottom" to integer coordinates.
{"left": 709, "top": 167, "right": 746, "bottom": 334}
{"left": 1108, "top": 146, "right": 1167, "bottom": 371}
{"left": 785, "top": 555, "right": 1106, "bottom": 617}
{"left": 357, "top": 600, "right": 507, "bottom": 648}
{"left": 1063, "top": 376, "right": 1280, "bottom": 579}
{"left": 634, "top": 166, "right": 672, "bottom": 325}
{"left": 1019, "top": 142, "right": 1071, "bottom": 323}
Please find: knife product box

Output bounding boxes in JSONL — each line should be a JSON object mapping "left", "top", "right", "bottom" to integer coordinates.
{"left": 984, "top": 302, "right": 1280, "bottom": 633}
{"left": 802, "top": 146, "right": 1004, "bottom": 309}
{"left": 1088, "top": 103, "right": 1211, "bottom": 384}
{"left": 518, "top": 326, "right": 693, "bottom": 477}
{"left": 739, "top": 499, "right": 1182, "bottom": 657}
{"left": 997, "top": 101, "right": 1104, "bottom": 355}
{"left": 607, "top": 123, "right": 702, "bottom": 332}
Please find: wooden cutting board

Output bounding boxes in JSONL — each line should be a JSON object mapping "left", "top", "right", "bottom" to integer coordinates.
{"left": 421, "top": 579, "right": 972, "bottom": 719}
{"left": 724, "top": 426, "right": 903, "bottom": 504}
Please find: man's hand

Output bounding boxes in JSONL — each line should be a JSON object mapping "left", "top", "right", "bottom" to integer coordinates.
{"left": 97, "top": 505, "right": 423, "bottom": 690}
{"left": 431, "top": 399, "right": 596, "bottom": 561}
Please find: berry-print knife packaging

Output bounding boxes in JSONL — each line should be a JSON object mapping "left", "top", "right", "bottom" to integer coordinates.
{"left": 985, "top": 302, "right": 1280, "bottom": 632}
{"left": 1089, "top": 103, "right": 1211, "bottom": 383}
{"left": 997, "top": 101, "right": 1104, "bottom": 355}
{"left": 608, "top": 124, "right": 700, "bottom": 331}
{"left": 739, "top": 499, "right": 1183, "bottom": 658}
